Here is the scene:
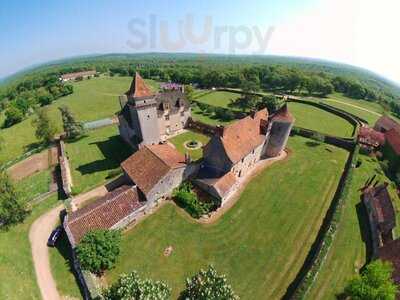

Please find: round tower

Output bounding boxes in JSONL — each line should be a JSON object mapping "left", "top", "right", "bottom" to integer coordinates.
{"left": 265, "top": 104, "right": 295, "bottom": 157}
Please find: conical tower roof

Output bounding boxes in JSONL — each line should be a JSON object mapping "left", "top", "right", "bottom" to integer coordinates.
{"left": 127, "top": 72, "right": 154, "bottom": 98}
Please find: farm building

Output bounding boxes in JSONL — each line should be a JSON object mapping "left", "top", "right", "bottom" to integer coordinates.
{"left": 59, "top": 70, "right": 96, "bottom": 82}
{"left": 357, "top": 126, "right": 385, "bottom": 152}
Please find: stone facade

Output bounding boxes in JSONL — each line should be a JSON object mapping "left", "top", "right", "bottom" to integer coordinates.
{"left": 118, "top": 73, "right": 191, "bottom": 149}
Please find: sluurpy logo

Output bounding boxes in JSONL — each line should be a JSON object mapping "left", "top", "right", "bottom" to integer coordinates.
{"left": 127, "top": 14, "right": 274, "bottom": 54}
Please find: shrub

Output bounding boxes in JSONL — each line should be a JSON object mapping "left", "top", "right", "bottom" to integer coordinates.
{"left": 173, "top": 182, "right": 215, "bottom": 219}
{"left": 103, "top": 271, "right": 171, "bottom": 300}
{"left": 59, "top": 105, "right": 85, "bottom": 139}
{"left": 4, "top": 106, "right": 24, "bottom": 128}
{"left": 76, "top": 229, "right": 122, "bottom": 274}
{"left": 182, "top": 265, "right": 239, "bottom": 300}
{"left": 310, "top": 132, "right": 325, "bottom": 143}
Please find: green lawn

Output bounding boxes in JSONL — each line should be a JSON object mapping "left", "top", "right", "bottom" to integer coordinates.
{"left": 0, "top": 76, "right": 158, "bottom": 164}
{"left": 308, "top": 154, "right": 400, "bottom": 299}
{"left": 191, "top": 106, "right": 233, "bottom": 126}
{"left": 0, "top": 195, "right": 59, "bottom": 300}
{"left": 15, "top": 170, "right": 52, "bottom": 202}
{"left": 288, "top": 102, "right": 355, "bottom": 137}
{"left": 195, "top": 91, "right": 241, "bottom": 108}
{"left": 105, "top": 136, "right": 348, "bottom": 299}
{"left": 66, "top": 125, "right": 132, "bottom": 194}
{"left": 168, "top": 130, "right": 210, "bottom": 161}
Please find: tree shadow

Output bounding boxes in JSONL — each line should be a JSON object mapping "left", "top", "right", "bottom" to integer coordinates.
{"left": 53, "top": 231, "right": 86, "bottom": 298}
{"left": 24, "top": 141, "right": 44, "bottom": 152}
{"left": 76, "top": 135, "right": 132, "bottom": 175}
{"left": 305, "top": 141, "right": 321, "bottom": 147}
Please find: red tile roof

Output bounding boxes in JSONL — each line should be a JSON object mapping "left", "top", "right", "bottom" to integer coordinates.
{"left": 121, "top": 144, "right": 186, "bottom": 195}
{"left": 386, "top": 128, "right": 400, "bottom": 155}
{"left": 358, "top": 126, "right": 385, "bottom": 146}
{"left": 65, "top": 185, "right": 143, "bottom": 246}
{"left": 374, "top": 116, "right": 400, "bottom": 132}
{"left": 271, "top": 104, "right": 295, "bottom": 123}
{"left": 211, "top": 171, "right": 236, "bottom": 197}
{"left": 378, "top": 238, "right": 400, "bottom": 285}
{"left": 127, "top": 72, "right": 154, "bottom": 98}
{"left": 217, "top": 109, "right": 268, "bottom": 163}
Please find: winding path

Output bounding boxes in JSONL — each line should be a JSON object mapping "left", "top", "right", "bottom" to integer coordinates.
{"left": 29, "top": 204, "right": 64, "bottom": 300}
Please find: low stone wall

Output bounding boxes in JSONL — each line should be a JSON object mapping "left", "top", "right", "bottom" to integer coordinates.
{"left": 59, "top": 140, "right": 73, "bottom": 197}
{"left": 187, "top": 117, "right": 217, "bottom": 136}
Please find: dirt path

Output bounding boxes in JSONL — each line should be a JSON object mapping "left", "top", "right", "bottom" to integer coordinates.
{"left": 70, "top": 185, "right": 108, "bottom": 211}
{"left": 29, "top": 204, "right": 64, "bottom": 300}
{"left": 326, "top": 99, "right": 382, "bottom": 117}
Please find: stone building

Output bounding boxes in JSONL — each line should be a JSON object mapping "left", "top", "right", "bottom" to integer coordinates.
{"left": 362, "top": 183, "right": 396, "bottom": 255}
{"left": 357, "top": 126, "right": 385, "bottom": 152}
{"left": 59, "top": 70, "right": 96, "bottom": 82}
{"left": 121, "top": 143, "right": 194, "bottom": 203}
{"left": 378, "top": 238, "right": 400, "bottom": 298}
{"left": 118, "top": 73, "right": 191, "bottom": 149}
{"left": 196, "top": 105, "right": 294, "bottom": 201}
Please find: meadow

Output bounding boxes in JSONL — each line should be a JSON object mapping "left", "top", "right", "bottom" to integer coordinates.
{"left": 105, "top": 136, "right": 349, "bottom": 299}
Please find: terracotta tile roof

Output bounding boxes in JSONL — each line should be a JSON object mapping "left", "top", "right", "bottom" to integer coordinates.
{"left": 271, "top": 104, "right": 295, "bottom": 123}
{"left": 358, "top": 126, "right": 385, "bottom": 146}
{"left": 60, "top": 70, "right": 96, "bottom": 80}
{"left": 386, "top": 128, "right": 400, "bottom": 155}
{"left": 365, "top": 184, "right": 396, "bottom": 233}
{"left": 374, "top": 116, "right": 400, "bottom": 132}
{"left": 65, "top": 185, "right": 144, "bottom": 246}
{"left": 121, "top": 144, "right": 186, "bottom": 195}
{"left": 196, "top": 171, "right": 237, "bottom": 199}
{"left": 218, "top": 109, "right": 268, "bottom": 163}
{"left": 378, "top": 238, "right": 400, "bottom": 285}
{"left": 127, "top": 72, "right": 154, "bottom": 98}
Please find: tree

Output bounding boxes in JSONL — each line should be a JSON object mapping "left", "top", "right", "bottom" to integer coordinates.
{"left": 32, "top": 108, "right": 57, "bottom": 144}
{"left": 103, "top": 271, "right": 171, "bottom": 300}
{"left": 76, "top": 229, "right": 122, "bottom": 274}
{"left": 184, "top": 85, "right": 195, "bottom": 102}
{"left": 345, "top": 260, "right": 398, "bottom": 300}
{"left": 4, "top": 106, "right": 24, "bottom": 128}
{"left": 182, "top": 265, "right": 239, "bottom": 300}
{"left": 58, "top": 106, "right": 85, "bottom": 139}
{"left": 258, "top": 95, "right": 284, "bottom": 113}
{"left": 0, "top": 170, "right": 27, "bottom": 228}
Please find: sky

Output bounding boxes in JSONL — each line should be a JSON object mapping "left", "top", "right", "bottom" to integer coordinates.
{"left": 0, "top": 0, "right": 400, "bottom": 84}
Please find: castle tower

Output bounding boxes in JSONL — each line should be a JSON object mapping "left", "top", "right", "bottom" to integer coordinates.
{"left": 127, "top": 73, "right": 160, "bottom": 146}
{"left": 265, "top": 104, "right": 295, "bottom": 157}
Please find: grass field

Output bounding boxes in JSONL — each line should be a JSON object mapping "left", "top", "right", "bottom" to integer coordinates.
{"left": 308, "top": 154, "right": 400, "bottom": 299}
{"left": 288, "top": 102, "right": 355, "bottom": 137}
{"left": 168, "top": 130, "right": 210, "bottom": 161}
{"left": 0, "top": 76, "right": 158, "bottom": 163}
{"left": 66, "top": 125, "right": 132, "bottom": 194}
{"left": 0, "top": 195, "right": 59, "bottom": 300}
{"left": 104, "top": 136, "right": 348, "bottom": 299}
{"left": 195, "top": 91, "right": 241, "bottom": 108}
{"left": 16, "top": 169, "right": 52, "bottom": 202}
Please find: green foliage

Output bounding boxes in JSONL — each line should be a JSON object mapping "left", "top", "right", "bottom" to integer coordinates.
{"left": 345, "top": 260, "right": 398, "bottom": 300}
{"left": 182, "top": 265, "right": 239, "bottom": 300}
{"left": 173, "top": 182, "right": 217, "bottom": 219}
{"left": 311, "top": 132, "right": 325, "bottom": 143}
{"left": 4, "top": 106, "right": 24, "bottom": 128}
{"left": 76, "top": 229, "right": 122, "bottom": 274}
{"left": 0, "top": 170, "right": 28, "bottom": 228}
{"left": 103, "top": 271, "right": 171, "bottom": 300}
{"left": 184, "top": 84, "right": 194, "bottom": 102}
{"left": 258, "top": 95, "right": 284, "bottom": 113}
{"left": 32, "top": 108, "right": 57, "bottom": 144}
{"left": 59, "top": 105, "right": 85, "bottom": 139}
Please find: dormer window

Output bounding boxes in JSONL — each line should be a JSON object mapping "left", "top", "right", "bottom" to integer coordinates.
{"left": 175, "top": 98, "right": 181, "bottom": 107}
{"left": 164, "top": 102, "right": 170, "bottom": 110}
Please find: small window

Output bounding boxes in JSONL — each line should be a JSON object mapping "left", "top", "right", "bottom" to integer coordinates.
{"left": 165, "top": 114, "right": 170, "bottom": 121}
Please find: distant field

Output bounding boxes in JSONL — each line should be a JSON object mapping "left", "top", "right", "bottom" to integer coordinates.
{"left": 288, "top": 102, "right": 355, "bottom": 137}
{"left": 66, "top": 125, "right": 132, "bottom": 194}
{"left": 0, "top": 76, "right": 156, "bottom": 164}
{"left": 105, "top": 136, "right": 348, "bottom": 299}
{"left": 308, "top": 154, "right": 400, "bottom": 299}
{"left": 195, "top": 91, "right": 241, "bottom": 108}
{"left": 0, "top": 195, "right": 59, "bottom": 300}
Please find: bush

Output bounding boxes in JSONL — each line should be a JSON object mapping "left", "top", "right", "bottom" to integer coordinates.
{"left": 4, "top": 106, "right": 24, "bottom": 128}
{"left": 103, "top": 271, "right": 171, "bottom": 300}
{"left": 182, "top": 265, "right": 239, "bottom": 300}
{"left": 76, "top": 229, "right": 122, "bottom": 274}
{"left": 173, "top": 182, "right": 216, "bottom": 219}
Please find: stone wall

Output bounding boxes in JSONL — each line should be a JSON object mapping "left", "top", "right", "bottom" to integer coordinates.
{"left": 59, "top": 140, "right": 73, "bottom": 197}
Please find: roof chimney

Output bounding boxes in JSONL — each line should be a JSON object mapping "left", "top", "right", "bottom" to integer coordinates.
{"left": 215, "top": 125, "right": 225, "bottom": 137}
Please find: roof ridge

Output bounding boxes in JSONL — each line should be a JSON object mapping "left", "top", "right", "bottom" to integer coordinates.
{"left": 144, "top": 145, "right": 172, "bottom": 169}
{"left": 69, "top": 187, "right": 134, "bottom": 224}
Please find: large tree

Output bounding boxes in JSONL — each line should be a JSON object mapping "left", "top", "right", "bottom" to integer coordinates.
{"left": 76, "top": 229, "right": 122, "bottom": 274}
{"left": 345, "top": 260, "right": 398, "bottom": 300}
{"left": 58, "top": 105, "right": 85, "bottom": 139}
{"left": 4, "top": 106, "right": 24, "bottom": 128}
{"left": 0, "top": 170, "right": 27, "bottom": 228}
{"left": 103, "top": 271, "right": 171, "bottom": 300}
{"left": 182, "top": 265, "right": 239, "bottom": 300}
{"left": 32, "top": 108, "right": 57, "bottom": 144}
{"left": 257, "top": 95, "right": 284, "bottom": 113}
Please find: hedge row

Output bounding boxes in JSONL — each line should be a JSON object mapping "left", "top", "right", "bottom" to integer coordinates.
{"left": 292, "top": 144, "right": 360, "bottom": 299}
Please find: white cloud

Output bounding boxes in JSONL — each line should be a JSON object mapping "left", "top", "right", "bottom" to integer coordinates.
{"left": 267, "top": 0, "right": 400, "bottom": 84}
